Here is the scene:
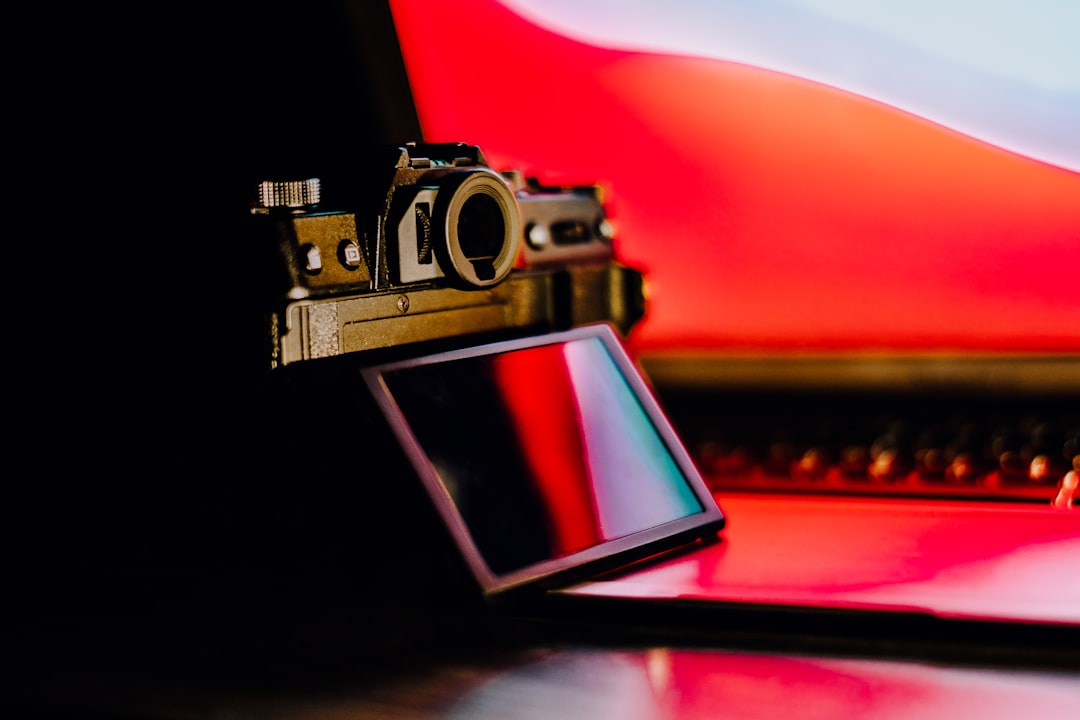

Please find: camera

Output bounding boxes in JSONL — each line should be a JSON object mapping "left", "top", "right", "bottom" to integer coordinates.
{"left": 251, "top": 142, "right": 644, "bottom": 368}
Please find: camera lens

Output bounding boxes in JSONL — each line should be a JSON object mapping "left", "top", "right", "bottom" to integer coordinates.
{"left": 435, "top": 169, "right": 521, "bottom": 288}
{"left": 457, "top": 193, "right": 505, "bottom": 281}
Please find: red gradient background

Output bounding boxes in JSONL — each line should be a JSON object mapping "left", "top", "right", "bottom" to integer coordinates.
{"left": 390, "top": 0, "right": 1080, "bottom": 353}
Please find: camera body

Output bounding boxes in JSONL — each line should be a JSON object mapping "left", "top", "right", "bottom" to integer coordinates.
{"left": 242, "top": 143, "right": 646, "bottom": 598}
{"left": 251, "top": 142, "right": 644, "bottom": 368}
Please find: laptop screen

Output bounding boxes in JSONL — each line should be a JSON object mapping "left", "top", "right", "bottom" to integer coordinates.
{"left": 363, "top": 324, "right": 724, "bottom": 593}
{"left": 389, "top": 0, "right": 1080, "bottom": 355}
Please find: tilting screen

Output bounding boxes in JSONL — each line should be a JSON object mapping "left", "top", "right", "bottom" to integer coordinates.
{"left": 366, "top": 326, "right": 721, "bottom": 590}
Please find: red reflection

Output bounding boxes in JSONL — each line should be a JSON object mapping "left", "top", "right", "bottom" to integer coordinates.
{"left": 647, "top": 649, "right": 1080, "bottom": 719}
{"left": 390, "top": 0, "right": 1080, "bottom": 352}
{"left": 493, "top": 345, "right": 601, "bottom": 555}
{"left": 445, "top": 649, "right": 1080, "bottom": 718}
{"left": 569, "top": 495, "right": 1080, "bottom": 624}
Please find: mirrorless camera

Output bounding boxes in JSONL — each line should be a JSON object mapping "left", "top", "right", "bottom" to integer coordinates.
{"left": 251, "top": 142, "right": 644, "bottom": 368}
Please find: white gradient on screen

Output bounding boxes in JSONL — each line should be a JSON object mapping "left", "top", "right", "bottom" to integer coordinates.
{"left": 563, "top": 338, "right": 701, "bottom": 539}
{"left": 501, "top": 0, "right": 1080, "bottom": 171}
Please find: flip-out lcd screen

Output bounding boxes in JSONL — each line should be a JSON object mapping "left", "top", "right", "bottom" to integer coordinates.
{"left": 364, "top": 324, "right": 723, "bottom": 593}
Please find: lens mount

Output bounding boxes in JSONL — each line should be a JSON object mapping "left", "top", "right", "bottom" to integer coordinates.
{"left": 433, "top": 169, "right": 521, "bottom": 288}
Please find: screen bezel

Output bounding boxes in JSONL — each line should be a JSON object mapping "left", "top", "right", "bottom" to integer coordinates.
{"left": 361, "top": 323, "right": 725, "bottom": 595}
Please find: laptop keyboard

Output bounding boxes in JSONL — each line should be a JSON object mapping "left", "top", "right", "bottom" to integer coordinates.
{"left": 658, "top": 389, "right": 1079, "bottom": 507}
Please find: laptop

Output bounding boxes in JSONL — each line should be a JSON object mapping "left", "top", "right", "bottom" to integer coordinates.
{"left": 367, "top": 0, "right": 1080, "bottom": 635}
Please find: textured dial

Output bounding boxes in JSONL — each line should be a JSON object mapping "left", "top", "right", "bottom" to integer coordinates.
{"left": 256, "top": 178, "right": 321, "bottom": 209}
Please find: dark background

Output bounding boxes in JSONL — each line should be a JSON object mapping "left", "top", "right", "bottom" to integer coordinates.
{"left": 8, "top": 0, "right": 450, "bottom": 660}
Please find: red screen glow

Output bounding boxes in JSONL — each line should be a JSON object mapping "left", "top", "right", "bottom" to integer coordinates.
{"left": 390, "top": 0, "right": 1080, "bottom": 353}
